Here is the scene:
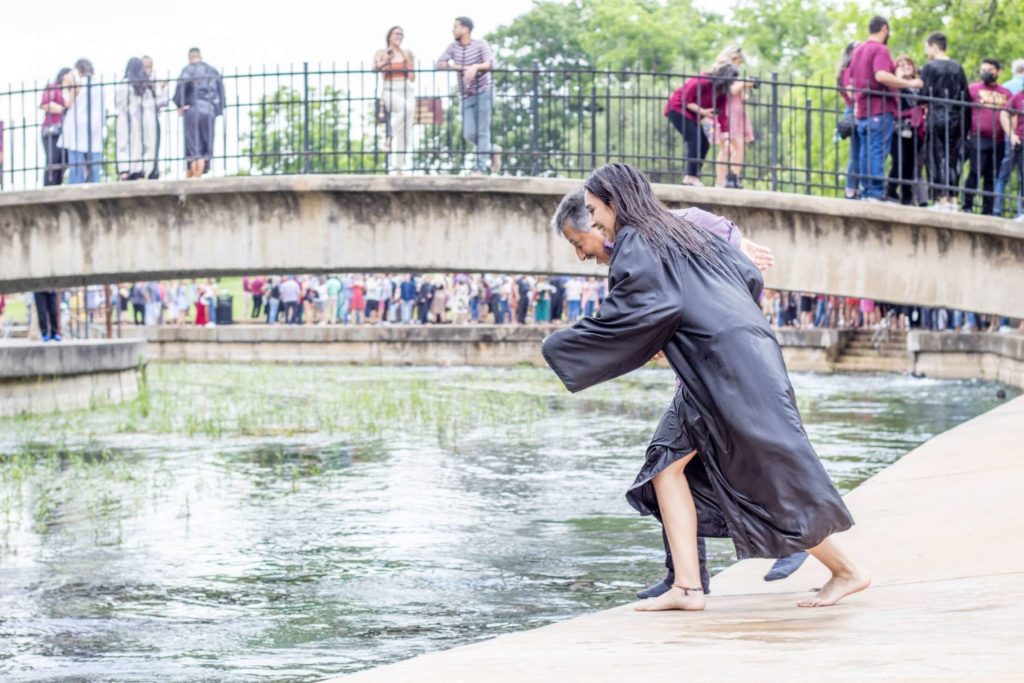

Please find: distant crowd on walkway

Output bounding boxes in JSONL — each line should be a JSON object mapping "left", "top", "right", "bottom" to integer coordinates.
{"left": 763, "top": 291, "right": 1019, "bottom": 334}
{"left": 667, "top": 16, "right": 1024, "bottom": 218}
{"left": 10, "top": 278, "right": 1020, "bottom": 341}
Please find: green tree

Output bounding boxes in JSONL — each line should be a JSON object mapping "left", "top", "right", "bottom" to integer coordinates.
{"left": 243, "top": 85, "right": 383, "bottom": 174}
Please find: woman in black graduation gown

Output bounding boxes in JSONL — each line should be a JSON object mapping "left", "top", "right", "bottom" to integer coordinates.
{"left": 542, "top": 163, "right": 869, "bottom": 611}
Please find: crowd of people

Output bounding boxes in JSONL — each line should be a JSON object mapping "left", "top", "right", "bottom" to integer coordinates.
{"left": 667, "top": 15, "right": 1024, "bottom": 217}
{"left": 25, "top": 14, "right": 1024, "bottom": 217}
{"left": 10, "top": 277, "right": 1019, "bottom": 340}
{"left": 763, "top": 290, "right": 1018, "bottom": 334}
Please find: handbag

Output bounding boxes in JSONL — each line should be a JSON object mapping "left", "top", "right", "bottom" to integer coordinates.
{"left": 835, "top": 111, "right": 855, "bottom": 140}
{"left": 374, "top": 98, "right": 389, "bottom": 124}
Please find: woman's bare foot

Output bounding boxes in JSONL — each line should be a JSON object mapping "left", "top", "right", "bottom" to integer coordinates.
{"left": 682, "top": 175, "right": 704, "bottom": 187}
{"left": 634, "top": 585, "right": 706, "bottom": 612}
{"left": 797, "top": 570, "right": 870, "bottom": 607}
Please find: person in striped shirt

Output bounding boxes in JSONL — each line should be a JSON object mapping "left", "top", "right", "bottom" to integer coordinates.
{"left": 437, "top": 16, "right": 495, "bottom": 175}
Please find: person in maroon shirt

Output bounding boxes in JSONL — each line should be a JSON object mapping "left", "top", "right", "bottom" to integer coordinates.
{"left": 998, "top": 90, "right": 1024, "bottom": 219}
{"left": 38, "top": 67, "right": 76, "bottom": 186}
{"left": 664, "top": 66, "right": 731, "bottom": 186}
{"left": 962, "top": 58, "right": 1013, "bottom": 215}
{"left": 836, "top": 42, "right": 860, "bottom": 198}
{"left": 848, "top": 16, "right": 922, "bottom": 200}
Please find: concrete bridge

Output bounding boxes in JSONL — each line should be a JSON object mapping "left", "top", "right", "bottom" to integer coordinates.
{"left": 1, "top": 175, "right": 1022, "bottom": 317}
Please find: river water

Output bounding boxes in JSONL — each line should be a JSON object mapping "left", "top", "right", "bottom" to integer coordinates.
{"left": 0, "top": 364, "right": 1016, "bottom": 681}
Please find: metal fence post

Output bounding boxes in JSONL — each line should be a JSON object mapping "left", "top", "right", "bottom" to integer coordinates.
{"left": 590, "top": 69, "right": 597, "bottom": 172}
{"left": 302, "top": 62, "right": 311, "bottom": 173}
{"left": 805, "top": 97, "right": 813, "bottom": 194}
{"left": 770, "top": 72, "right": 779, "bottom": 192}
{"left": 530, "top": 60, "right": 540, "bottom": 176}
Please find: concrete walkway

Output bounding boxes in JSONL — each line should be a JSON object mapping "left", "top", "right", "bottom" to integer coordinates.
{"left": 336, "top": 394, "right": 1024, "bottom": 682}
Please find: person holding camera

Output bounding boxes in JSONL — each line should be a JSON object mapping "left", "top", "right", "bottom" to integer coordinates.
{"left": 886, "top": 55, "right": 926, "bottom": 205}
{"left": 711, "top": 46, "right": 756, "bottom": 189}
{"left": 374, "top": 27, "right": 416, "bottom": 175}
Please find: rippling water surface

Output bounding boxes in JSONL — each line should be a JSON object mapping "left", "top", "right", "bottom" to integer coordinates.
{"left": 0, "top": 364, "right": 1016, "bottom": 681}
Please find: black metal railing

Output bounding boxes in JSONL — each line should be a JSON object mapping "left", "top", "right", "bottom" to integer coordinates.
{"left": 2, "top": 65, "right": 1022, "bottom": 217}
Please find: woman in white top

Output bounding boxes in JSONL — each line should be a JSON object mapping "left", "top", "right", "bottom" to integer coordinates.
{"left": 115, "top": 57, "right": 166, "bottom": 180}
{"left": 374, "top": 27, "right": 416, "bottom": 174}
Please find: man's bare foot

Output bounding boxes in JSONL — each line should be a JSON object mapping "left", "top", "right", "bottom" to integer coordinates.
{"left": 797, "top": 570, "right": 870, "bottom": 607}
{"left": 634, "top": 585, "right": 706, "bottom": 612}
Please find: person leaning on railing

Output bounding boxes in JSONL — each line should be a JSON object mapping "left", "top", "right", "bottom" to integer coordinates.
{"left": 993, "top": 59, "right": 1024, "bottom": 216}
{"left": 920, "top": 31, "right": 970, "bottom": 212}
{"left": 664, "top": 68, "right": 729, "bottom": 187}
{"left": 997, "top": 90, "right": 1024, "bottom": 221}
{"left": 58, "top": 58, "right": 105, "bottom": 185}
{"left": 885, "top": 55, "right": 926, "bottom": 206}
{"left": 374, "top": 26, "right": 416, "bottom": 175}
{"left": 436, "top": 16, "right": 495, "bottom": 176}
{"left": 848, "top": 16, "right": 922, "bottom": 202}
{"left": 961, "top": 58, "right": 1012, "bottom": 215}
{"left": 38, "top": 67, "right": 75, "bottom": 186}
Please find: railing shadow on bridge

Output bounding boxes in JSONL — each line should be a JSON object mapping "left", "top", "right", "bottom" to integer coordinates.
{"left": 1, "top": 66, "right": 1022, "bottom": 218}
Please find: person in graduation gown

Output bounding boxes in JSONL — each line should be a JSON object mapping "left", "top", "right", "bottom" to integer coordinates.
{"left": 542, "top": 163, "right": 869, "bottom": 610}
{"left": 552, "top": 190, "right": 809, "bottom": 599}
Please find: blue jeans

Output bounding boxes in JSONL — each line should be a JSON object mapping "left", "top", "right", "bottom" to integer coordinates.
{"left": 267, "top": 298, "right": 280, "bottom": 324}
{"left": 461, "top": 90, "right": 492, "bottom": 173}
{"left": 66, "top": 150, "right": 102, "bottom": 184}
{"left": 567, "top": 300, "right": 581, "bottom": 322}
{"left": 993, "top": 140, "right": 1023, "bottom": 216}
{"left": 469, "top": 297, "right": 479, "bottom": 322}
{"left": 856, "top": 113, "right": 894, "bottom": 200}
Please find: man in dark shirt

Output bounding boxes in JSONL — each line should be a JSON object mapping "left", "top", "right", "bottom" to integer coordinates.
{"left": 962, "top": 58, "right": 1012, "bottom": 215}
{"left": 920, "top": 32, "right": 971, "bottom": 210}
{"left": 848, "top": 16, "right": 923, "bottom": 200}
{"left": 173, "top": 47, "right": 225, "bottom": 178}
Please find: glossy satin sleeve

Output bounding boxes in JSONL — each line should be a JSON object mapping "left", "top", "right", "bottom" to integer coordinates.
{"left": 541, "top": 234, "right": 681, "bottom": 393}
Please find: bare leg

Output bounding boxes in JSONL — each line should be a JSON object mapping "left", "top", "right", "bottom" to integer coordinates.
{"left": 715, "top": 137, "right": 730, "bottom": 187}
{"left": 731, "top": 138, "right": 745, "bottom": 177}
{"left": 798, "top": 536, "right": 870, "bottom": 607}
{"left": 635, "top": 450, "right": 707, "bottom": 612}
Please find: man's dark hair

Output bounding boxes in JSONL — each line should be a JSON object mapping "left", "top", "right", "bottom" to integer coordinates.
{"left": 189, "top": 47, "right": 202, "bottom": 57}
{"left": 74, "top": 58, "right": 94, "bottom": 77}
{"left": 868, "top": 16, "right": 888, "bottom": 34}
{"left": 551, "top": 189, "right": 590, "bottom": 235}
{"left": 926, "top": 32, "right": 947, "bottom": 52}
{"left": 583, "top": 163, "right": 723, "bottom": 266}
{"left": 982, "top": 57, "right": 1002, "bottom": 71}
{"left": 455, "top": 16, "right": 474, "bottom": 32}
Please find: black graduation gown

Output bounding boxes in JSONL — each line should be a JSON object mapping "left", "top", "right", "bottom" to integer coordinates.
{"left": 541, "top": 226, "right": 854, "bottom": 560}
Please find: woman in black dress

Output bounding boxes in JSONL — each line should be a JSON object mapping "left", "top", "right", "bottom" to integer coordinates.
{"left": 543, "top": 163, "right": 869, "bottom": 610}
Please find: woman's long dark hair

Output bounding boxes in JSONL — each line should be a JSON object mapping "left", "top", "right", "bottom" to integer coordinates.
{"left": 583, "top": 163, "right": 723, "bottom": 265}
{"left": 836, "top": 42, "right": 856, "bottom": 87}
{"left": 124, "top": 57, "right": 151, "bottom": 96}
{"left": 53, "top": 67, "right": 72, "bottom": 86}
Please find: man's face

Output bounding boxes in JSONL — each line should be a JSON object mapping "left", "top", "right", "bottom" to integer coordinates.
{"left": 143, "top": 57, "right": 153, "bottom": 76}
{"left": 881, "top": 25, "right": 890, "bottom": 45}
{"left": 981, "top": 62, "right": 1000, "bottom": 79}
{"left": 453, "top": 21, "right": 467, "bottom": 40}
{"left": 561, "top": 223, "right": 610, "bottom": 265}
